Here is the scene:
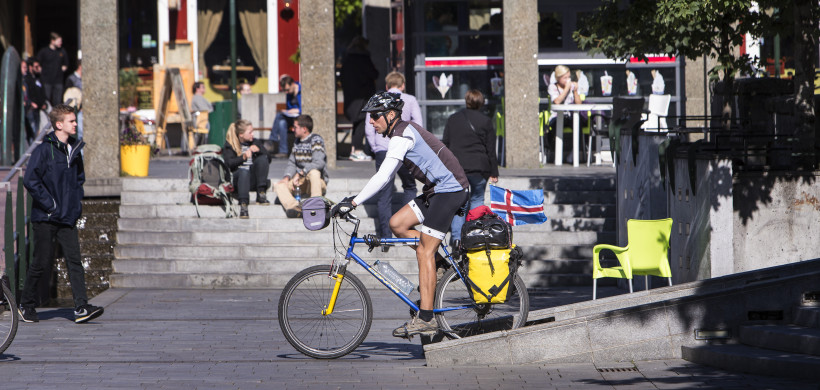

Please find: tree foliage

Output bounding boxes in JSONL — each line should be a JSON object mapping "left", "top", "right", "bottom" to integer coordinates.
{"left": 335, "top": 0, "right": 362, "bottom": 28}
{"left": 574, "top": 0, "right": 763, "bottom": 80}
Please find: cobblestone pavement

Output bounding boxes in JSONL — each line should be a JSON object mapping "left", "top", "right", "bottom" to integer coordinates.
{"left": 1, "top": 288, "right": 817, "bottom": 389}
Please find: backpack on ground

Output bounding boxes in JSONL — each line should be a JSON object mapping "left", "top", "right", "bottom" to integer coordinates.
{"left": 188, "top": 144, "right": 236, "bottom": 218}
{"left": 464, "top": 245, "right": 522, "bottom": 304}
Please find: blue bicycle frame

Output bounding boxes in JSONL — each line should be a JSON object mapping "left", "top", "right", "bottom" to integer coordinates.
{"left": 323, "top": 214, "right": 472, "bottom": 316}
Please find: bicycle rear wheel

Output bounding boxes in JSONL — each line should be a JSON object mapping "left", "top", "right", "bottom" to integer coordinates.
{"left": 278, "top": 265, "right": 373, "bottom": 359}
{"left": 0, "top": 280, "right": 19, "bottom": 355}
{"left": 434, "top": 268, "right": 528, "bottom": 339}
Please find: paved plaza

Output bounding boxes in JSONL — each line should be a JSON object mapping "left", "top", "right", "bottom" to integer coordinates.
{"left": 1, "top": 288, "right": 817, "bottom": 389}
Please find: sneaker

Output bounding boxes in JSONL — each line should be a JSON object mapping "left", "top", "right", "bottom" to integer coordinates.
{"left": 256, "top": 191, "right": 270, "bottom": 205}
{"left": 284, "top": 208, "right": 302, "bottom": 218}
{"left": 18, "top": 306, "right": 39, "bottom": 323}
{"left": 349, "top": 151, "right": 372, "bottom": 162}
{"left": 74, "top": 304, "right": 104, "bottom": 323}
{"left": 392, "top": 316, "right": 438, "bottom": 338}
{"left": 240, "top": 203, "right": 249, "bottom": 219}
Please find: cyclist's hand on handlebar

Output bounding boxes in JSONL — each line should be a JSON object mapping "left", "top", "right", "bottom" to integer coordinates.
{"left": 331, "top": 196, "right": 356, "bottom": 217}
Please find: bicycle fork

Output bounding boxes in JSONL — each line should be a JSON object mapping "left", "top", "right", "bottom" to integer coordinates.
{"left": 321, "top": 273, "right": 344, "bottom": 316}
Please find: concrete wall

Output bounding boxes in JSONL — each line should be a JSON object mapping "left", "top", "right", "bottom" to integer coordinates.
{"left": 616, "top": 133, "right": 670, "bottom": 246}
{"left": 732, "top": 171, "right": 820, "bottom": 271}
{"left": 664, "top": 155, "right": 819, "bottom": 281}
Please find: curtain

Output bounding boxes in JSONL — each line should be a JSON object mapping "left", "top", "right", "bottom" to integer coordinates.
{"left": 238, "top": 0, "right": 267, "bottom": 78}
{"left": 197, "top": 0, "right": 227, "bottom": 77}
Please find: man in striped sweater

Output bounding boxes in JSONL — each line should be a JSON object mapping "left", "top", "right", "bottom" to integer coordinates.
{"left": 273, "top": 115, "right": 329, "bottom": 218}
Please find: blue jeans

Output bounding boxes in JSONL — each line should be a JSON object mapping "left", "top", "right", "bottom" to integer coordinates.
{"left": 449, "top": 174, "right": 488, "bottom": 247}
{"left": 268, "top": 112, "right": 291, "bottom": 154}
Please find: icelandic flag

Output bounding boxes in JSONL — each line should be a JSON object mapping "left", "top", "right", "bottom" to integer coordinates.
{"left": 489, "top": 186, "right": 548, "bottom": 226}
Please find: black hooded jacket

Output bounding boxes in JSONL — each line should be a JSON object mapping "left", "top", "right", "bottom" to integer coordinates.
{"left": 23, "top": 131, "right": 85, "bottom": 225}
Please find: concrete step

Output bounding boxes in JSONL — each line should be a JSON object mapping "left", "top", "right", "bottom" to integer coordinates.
{"left": 122, "top": 176, "right": 617, "bottom": 193}
{"left": 119, "top": 202, "right": 616, "bottom": 220}
{"left": 795, "top": 307, "right": 820, "bottom": 328}
{"left": 111, "top": 256, "right": 594, "bottom": 277}
{"left": 681, "top": 344, "right": 820, "bottom": 380}
{"left": 121, "top": 188, "right": 616, "bottom": 206}
{"left": 739, "top": 324, "right": 820, "bottom": 356}
{"left": 113, "top": 242, "right": 600, "bottom": 262}
{"left": 109, "top": 271, "right": 421, "bottom": 291}
{"left": 115, "top": 229, "right": 614, "bottom": 246}
{"left": 117, "top": 216, "right": 615, "bottom": 233}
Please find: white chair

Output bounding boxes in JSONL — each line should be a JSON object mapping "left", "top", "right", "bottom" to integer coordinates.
{"left": 641, "top": 94, "right": 671, "bottom": 132}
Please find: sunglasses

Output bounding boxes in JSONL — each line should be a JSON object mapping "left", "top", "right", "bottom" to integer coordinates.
{"left": 371, "top": 111, "right": 386, "bottom": 120}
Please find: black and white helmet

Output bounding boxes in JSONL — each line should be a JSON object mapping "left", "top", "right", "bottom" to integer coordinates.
{"left": 361, "top": 91, "right": 404, "bottom": 114}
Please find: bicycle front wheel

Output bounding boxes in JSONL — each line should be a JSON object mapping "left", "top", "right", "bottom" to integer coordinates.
{"left": 278, "top": 265, "right": 373, "bottom": 359}
{"left": 0, "top": 281, "right": 19, "bottom": 355}
{"left": 434, "top": 268, "right": 529, "bottom": 339}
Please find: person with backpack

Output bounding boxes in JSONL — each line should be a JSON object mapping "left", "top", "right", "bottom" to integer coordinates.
{"left": 19, "top": 104, "right": 104, "bottom": 324}
{"left": 222, "top": 119, "right": 271, "bottom": 219}
{"left": 273, "top": 114, "right": 328, "bottom": 218}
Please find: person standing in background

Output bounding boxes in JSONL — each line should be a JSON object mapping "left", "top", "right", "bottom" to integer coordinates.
{"left": 24, "top": 58, "right": 47, "bottom": 141}
{"left": 364, "top": 72, "right": 421, "bottom": 246}
{"left": 36, "top": 32, "right": 69, "bottom": 106}
{"left": 442, "top": 89, "right": 498, "bottom": 248}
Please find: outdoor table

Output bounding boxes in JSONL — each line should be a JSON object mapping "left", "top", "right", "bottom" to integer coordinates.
{"left": 552, "top": 103, "right": 613, "bottom": 167}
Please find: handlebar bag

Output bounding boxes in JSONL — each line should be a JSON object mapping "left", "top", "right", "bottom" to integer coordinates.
{"left": 461, "top": 213, "right": 512, "bottom": 251}
{"left": 302, "top": 197, "right": 331, "bottom": 231}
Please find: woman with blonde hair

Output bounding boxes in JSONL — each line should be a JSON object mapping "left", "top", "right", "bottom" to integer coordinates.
{"left": 222, "top": 119, "right": 271, "bottom": 218}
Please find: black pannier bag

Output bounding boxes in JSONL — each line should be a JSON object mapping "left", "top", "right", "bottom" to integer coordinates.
{"left": 461, "top": 212, "right": 513, "bottom": 251}
{"left": 301, "top": 197, "right": 332, "bottom": 231}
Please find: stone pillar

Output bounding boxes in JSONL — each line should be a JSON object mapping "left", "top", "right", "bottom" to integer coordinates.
{"left": 299, "top": 0, "right": 337, "bottom": 168}
{"left": 502, "top": 0, "right": 540, "bottom": 169}
{"left": 684, "top": 56, "right": 717, "bottom": 142}
{"left": 80, "top": 0, "right": 120, "bottom": 183}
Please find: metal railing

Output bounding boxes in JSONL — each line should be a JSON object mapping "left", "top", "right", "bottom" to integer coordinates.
{"left": 2, "top": 126, "right": 48, "bottom": 300}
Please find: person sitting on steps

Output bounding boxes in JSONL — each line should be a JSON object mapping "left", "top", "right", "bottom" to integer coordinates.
{"left": 273, "top": 114, "right": 328, "bottom": 218}
{"left": 222, "top": 119, "right": 271, "bottom": 219}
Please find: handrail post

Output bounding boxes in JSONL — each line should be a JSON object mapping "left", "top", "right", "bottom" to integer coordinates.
{"left": 16, "top": 177, "right": 26, "bottom": 297}
{"left": 4, "top": 189, "right": 14, "bottom": 296}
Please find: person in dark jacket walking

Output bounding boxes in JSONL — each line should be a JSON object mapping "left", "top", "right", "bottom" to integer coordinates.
{"left": 19, "top": 104, "right": 104, "bottom": 324}
{"left": 223, "top": 119, "right": 271, "bottom": 218}
{"left": 23, "top": 58, "right": 47, "bottom": 142}
{"left": 442, "top": 89, "right": 499, "bottom": 247}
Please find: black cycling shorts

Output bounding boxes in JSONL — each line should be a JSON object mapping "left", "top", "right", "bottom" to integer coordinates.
{"left": 408, "top": 190, "right": 469, "bottom": 240}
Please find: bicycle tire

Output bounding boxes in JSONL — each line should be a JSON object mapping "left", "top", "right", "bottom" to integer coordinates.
{"left": 434, "top": 268, "right": 529, "bottom": 339}
{"left": 0, "top": 281, "right": 19, "bottom": 355}
{"left": 278, "top": 265, "right": 373, "bottom": 359}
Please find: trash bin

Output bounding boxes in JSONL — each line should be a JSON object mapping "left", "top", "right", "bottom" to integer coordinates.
{"left": 208, "top": 101, "right": 235, "bottom": 146}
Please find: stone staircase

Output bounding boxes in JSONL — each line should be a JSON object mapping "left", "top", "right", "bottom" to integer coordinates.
{"left": 111, "top": 176, "right": 616, "bottom": 289}
{"left": 682, "top": 292, "right": 820, "bottom": 380}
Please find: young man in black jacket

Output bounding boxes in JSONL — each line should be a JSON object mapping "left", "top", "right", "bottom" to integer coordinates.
{"left": 19, "top": 104, "right": 104, "bottom": 324}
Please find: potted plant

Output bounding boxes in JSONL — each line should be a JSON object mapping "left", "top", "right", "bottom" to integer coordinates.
{"left": 118, "top": 68, "right": 139, "bottom": 110}
{"left": 120, "top": 119, "right": 152, "bottom": 177}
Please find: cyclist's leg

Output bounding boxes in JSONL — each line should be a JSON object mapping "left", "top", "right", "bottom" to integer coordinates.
{"left": 416, "top": 233, "right": 441, "bottom": 310}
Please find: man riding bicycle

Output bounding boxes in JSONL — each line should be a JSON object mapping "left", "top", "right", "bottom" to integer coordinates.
{"left": 332, "top": 92, "right": 469, "bottom": 338}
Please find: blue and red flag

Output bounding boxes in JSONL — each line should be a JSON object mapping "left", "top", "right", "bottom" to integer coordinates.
{"left": 489, "top": 186, "right": 548, "bottom": 226}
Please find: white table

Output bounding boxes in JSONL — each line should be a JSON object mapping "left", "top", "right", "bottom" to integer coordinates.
{"left": 552, "top": 103, "right": 613, "bottom": 167}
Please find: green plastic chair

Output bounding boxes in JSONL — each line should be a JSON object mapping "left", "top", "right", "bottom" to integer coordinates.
{"left": 592, "top": 218, "right": 673, "bottom": 300}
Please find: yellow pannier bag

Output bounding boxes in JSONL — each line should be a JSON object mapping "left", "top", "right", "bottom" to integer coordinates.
{"left": 465, "top": 246, "right": 518, "bottom": 304}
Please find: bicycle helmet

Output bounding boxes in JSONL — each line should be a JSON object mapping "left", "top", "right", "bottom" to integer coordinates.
{"left": 361, "top": 91, "right": 405, "bottom": 113}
